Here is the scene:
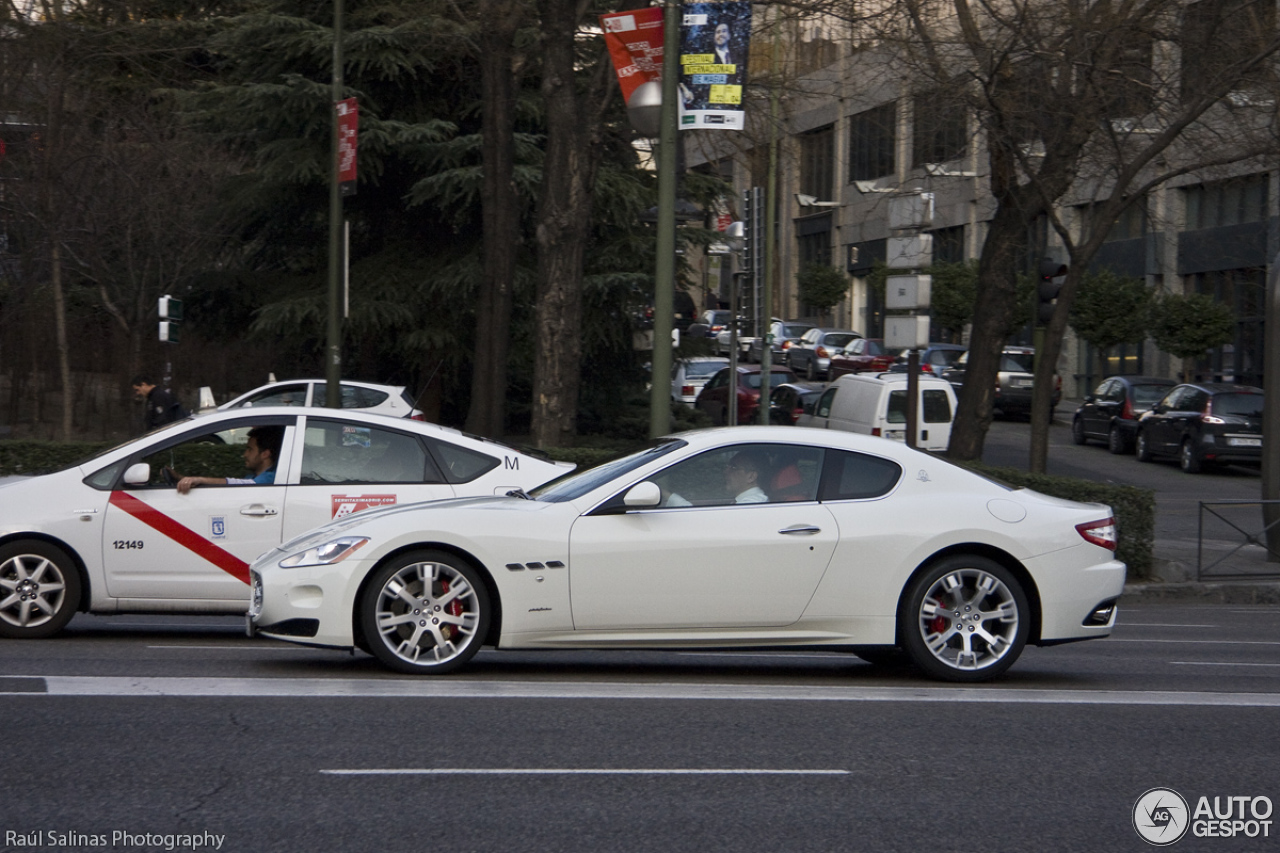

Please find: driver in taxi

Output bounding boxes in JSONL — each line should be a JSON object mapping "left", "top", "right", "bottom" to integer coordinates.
{"left": 171, "top": 425, "right": 285, "bottom": 494}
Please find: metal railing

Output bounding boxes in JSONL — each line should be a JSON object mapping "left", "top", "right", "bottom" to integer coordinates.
{"left": 1197, "top": 500, "right": 1280, "bottom": 581}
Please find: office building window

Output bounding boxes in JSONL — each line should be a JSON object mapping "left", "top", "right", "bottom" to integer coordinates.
{"left": 849, "top": 102, "right": 896, "bottom": 182}
{"left": 799, "top": 125, "right": 835, "bottom": 200}
{"left": 913, "top": 90, "right": 967, "bottom": 166}
{"left": 1184, "top": 175, "right": 1269, "bottom": 230}
{"left": 929, "top": 225, "right": 965, "bottom": 264}
{"left": 1181, "top": 0, "right": 1276, "bottom": 103}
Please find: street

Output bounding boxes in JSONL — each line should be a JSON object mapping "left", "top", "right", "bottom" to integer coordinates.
{"left": 2, "top": 606, "right": 1279, "bottom": 853}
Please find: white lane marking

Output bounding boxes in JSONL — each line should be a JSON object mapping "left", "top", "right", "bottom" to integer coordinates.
{"left": 7, "top": 676, "right": 1280, "bottom": 707}
{"left": 321, "top": 768, "right": 849, "bottom": 776}
{"left": 1106, "top": 639, "right": 1280, "bottom": 646}
{"left": 1170, "top": 661, "right": 1280, "bottom": 668}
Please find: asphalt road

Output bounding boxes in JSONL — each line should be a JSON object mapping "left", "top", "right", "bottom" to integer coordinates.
{"left": 3, "top": 608, "right": 1279, "bottom": 853}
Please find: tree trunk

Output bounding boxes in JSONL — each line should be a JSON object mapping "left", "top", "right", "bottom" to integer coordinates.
{"left": 465, "top": 5, "right": 522, "bottom": 438}
{"left": 530, "top": 0, "right": 611, "bottom": 448}
{"left": 946, "top": 204, "right": 1027, "bottom": 461}
{"left": 50, "top": 242, "right": 73, "bottom": 440}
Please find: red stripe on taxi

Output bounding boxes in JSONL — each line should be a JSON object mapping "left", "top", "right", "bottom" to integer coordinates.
{"left": 108, "top": 491, "right": 251, "bottom": 584}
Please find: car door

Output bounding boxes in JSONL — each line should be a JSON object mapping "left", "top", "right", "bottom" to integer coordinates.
{"left": 568, "top": 443, "right": 836, "bottom": 630}
{"left": 280, "top": 416, "right": 457, "bottom": 540}
{"left": 1083, "top": 379, "right": 1116, "bottom": 437}
{"left": 1149, "top": 387, "right": 1194, "bottom": 454}
{"left": 805, "top": 387, "right": 838, "bottom": 429}
{"left": 101, "top": 416, "right": 296, "bottom": 601}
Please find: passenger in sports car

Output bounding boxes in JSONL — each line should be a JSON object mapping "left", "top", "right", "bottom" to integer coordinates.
{"left": 171, "top": 425, "right": 285, "bottom": 493}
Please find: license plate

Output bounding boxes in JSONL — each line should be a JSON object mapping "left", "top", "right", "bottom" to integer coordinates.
{"left": 1228, "top": 437, "right": 1261, "bottom": 447}
{"left": 1012, "top": 378, "right": 1033, "bottom": 387}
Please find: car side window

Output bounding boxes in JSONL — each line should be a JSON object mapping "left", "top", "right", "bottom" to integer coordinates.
{"left": 1091, "top": 380, "right": 1110, "bottom": 399}
{"left": 428, "top": 439, "right": 500, "bottom": 483}
{"left": 816, "top": 388, "right": 837, "bottom": 418}
{"left": 131, "top": 421, "right": 286, "bottom": 488}
{"left": 819, "top": 450, "right": 902, "bottom": 500}
{"left": 301, "top": 420, "right": 441, "bottom": 485}
{"left": 241, "top": 384, "right": 309, "bottom": 407}
{"left": 641, "top": 444, "right": 824, "bottom": 508}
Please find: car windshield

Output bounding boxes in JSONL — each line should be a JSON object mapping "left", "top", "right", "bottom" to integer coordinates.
{"left": 1002, "top": 352, "right": 1034, "bottom": 372}
{"left": 744, "top": 371, "right": 797, "bottom": 389}
{"left": 1213, "top": 393, "right": 1264, "bottom": 418}
{"left": 685, "top": 361, "right": 724, "bottom": 379}
{"left": 50, "top": 417, "right": 196, "bottom": 475}
{"left": 532, "top": 440, "right": 686, "bottom": 502}
{"left": 1132, "top": 384, "right": 1172, "bottom": 406}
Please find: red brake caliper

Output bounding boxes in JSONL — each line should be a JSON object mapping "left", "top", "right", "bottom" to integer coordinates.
{"left": 439, "top": 580, "right": 463, "bottom": 640}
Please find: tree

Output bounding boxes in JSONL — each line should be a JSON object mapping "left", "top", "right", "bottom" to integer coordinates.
{"left": 796, "top": 263, "right": 850, "bottom": 322}
{"left": 1069, "top": 270, "right": 1152, "bottom": 353}
{"left": 1148, "top": 290, "right": 1236, "bottom": 377}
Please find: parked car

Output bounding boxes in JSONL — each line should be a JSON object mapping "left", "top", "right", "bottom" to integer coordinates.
{"left": 699, "top": 310, "right": 734, "bottom": 338}
{"left": 671, "top": 356, "right": 730, "bottom": 405}
{"left": 250, "top": 425, "right": 1125, "bottom": 682}
{"left": 1135, "top": 382, "right": 1264, "bottom": 473}
{"left": 828, "top": 338, "right": 893, "bottom": 378}
{"left": 940, "top": 346, "right": 1061, "bottom": 418}
{"left": 786, "top": 328, "right": 863, "bottom": 381}
{"left": 767, "top": 381, "right": 826, "bottom": 425}
{"left": 0, "top": 408, "right": 574, "bottom": 639}
{"left": 695, "top": 365, "right": 798, "bottom": 425}
{"left": 218, "top": 380, "right": 424, "bottom": 419}
{"left": 746, "top": 319, "right": 817, "bottom": 363}
{"left": 888, "top": 343, "right": 968, "bottom": 376}
{"left": 1072, "top": 376, "right": 1177, "bottom": 454}
{"left": 800, "top": 373, "right": 958, "bottom": 452}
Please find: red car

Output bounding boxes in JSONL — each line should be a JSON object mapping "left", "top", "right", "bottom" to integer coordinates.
{"left": 695, "top": 365, "right": 799, "bottom": 425}
{"left": 827, "top": 338, "right": 893, "bottom": 378}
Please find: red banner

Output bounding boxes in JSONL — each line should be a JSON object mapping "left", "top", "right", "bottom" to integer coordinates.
{"left": 337, "top": 98, "right": 358, "bottom": 196}
{"left": 600, "top": 7, "right": 665, "bottom": 104}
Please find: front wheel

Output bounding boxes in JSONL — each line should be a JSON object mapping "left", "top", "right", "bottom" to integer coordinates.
{"left": 1180, "top": 438, "right": 1203, "bottom": 474}
{"left": 1071, "top": 416, "right": 1087, "bottom": 445}
{"left": 358, "top": 549, "right": 490, "bottom": 675}
{"left": 0, "top": 541, "right": 82, "bottom": 639}
{"left": 900, "top": 556, "right": 1029, "bottom": 682}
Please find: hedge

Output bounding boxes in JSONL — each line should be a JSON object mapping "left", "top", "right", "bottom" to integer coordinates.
{"left": 954, "top": 460, "right": 1155, "bottom": 579}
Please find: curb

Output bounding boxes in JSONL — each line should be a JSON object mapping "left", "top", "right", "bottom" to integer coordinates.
{"left": 1120, "top": 580, "right": 1280, "bottom": 605}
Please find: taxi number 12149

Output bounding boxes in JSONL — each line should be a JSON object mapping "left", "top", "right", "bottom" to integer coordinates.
{"left": 112, "top": 540, "right": 144, "bottom": 550}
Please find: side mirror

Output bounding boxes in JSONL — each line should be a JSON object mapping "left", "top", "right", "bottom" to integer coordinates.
{"left": 123, "top": 463, "right": 150, "bottom": 485}
{"left": 623, "top": 481, "right": 662, "bottom": 508}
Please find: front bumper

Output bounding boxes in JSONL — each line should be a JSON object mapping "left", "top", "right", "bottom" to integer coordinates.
{"left": 249, "top": 559, "right": 369, "bottom": 649}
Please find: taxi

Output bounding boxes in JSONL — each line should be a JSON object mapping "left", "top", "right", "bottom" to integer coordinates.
{"left": 0, "top": 408, "right": 573, "bottom": 638}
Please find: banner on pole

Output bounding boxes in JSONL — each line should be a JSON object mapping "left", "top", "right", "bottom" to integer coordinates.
{"left": 601, "top": 7, "right": 666, "bottom": 104}
{"left": 337, "top": 98, "right": 358, "bottom": 196}
{"left": 679, "top": 1, "right": 751, "bottom": 131}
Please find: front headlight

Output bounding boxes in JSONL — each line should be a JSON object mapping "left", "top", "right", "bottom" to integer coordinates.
{"left": 278, "top": 536, "right": 369, "bottom": 568}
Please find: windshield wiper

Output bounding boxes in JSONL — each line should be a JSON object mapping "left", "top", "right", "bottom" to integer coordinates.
{"left": 506, "top": 488, "right": 532, "bottom": 500}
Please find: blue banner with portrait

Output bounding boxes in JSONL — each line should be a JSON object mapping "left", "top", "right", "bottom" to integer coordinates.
{"left": 679, "top": 1, "right": 751, "bottom": 131}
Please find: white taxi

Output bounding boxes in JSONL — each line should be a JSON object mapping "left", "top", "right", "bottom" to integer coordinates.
{"left": 0, "top": 408, "right": 573, "bottom": 638}
{"left": 250, "top": 426, "right": 1126, "bottom": 682}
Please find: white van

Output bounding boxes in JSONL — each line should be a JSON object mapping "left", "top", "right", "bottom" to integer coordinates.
{"left": 799, "top": 373, "right": 958, "bottom": 451}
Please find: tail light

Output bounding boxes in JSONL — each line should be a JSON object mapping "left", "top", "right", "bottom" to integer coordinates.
{"left": 1201, "top": 400, "right": 1226, "bottom": 424}
{"left": 871, "top": 427, "right": 882, "bottom": 436}
{"left": 682, "top": 384, "right": 695, "bottom": 396}
{"left": 1055, "top": 375, "right": 1062, "bottom": 393}
{"left": 1077, "top": 517, "right": 1117, "bottom": 550}
{"left": 816, "top": 346, "right": 830, "bottom": 358}
{"left": 791, "top": 405, "right": 804, "bottom": 423}
{"left": 1120, "top": 396, "right": 1134, "bottom": 420}
{"left": 782, "top": 340, "right": 794, "bottom": 350}
{"left": 410, "top": 413, "right": 426, "bottom": 421}
{"left": 920, "top": 363, "right": 934, "bottom": 374}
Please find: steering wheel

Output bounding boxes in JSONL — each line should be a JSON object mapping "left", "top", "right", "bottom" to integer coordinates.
{"left": 162, "top": 466, "right": 179, "bottom": 486}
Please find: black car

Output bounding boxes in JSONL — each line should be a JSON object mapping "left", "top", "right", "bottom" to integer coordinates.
{"left": 1072, "top": 375, "right": 1177, "bottom": 454}
{"left": 887, "top": 343, "right": 967, "bottom": 376}
{"left": 767, "top": 381, "right": 826, "bottom": 425}
{"left": 1135, "top": 382, "right": 1264, "bottom": 473}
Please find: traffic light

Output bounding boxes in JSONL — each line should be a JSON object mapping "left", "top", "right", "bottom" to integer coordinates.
{"left": 1037, "top": 259, "right": 1067, "bottom": 324}
{"left": 158, "top": 294, "right": 183, "bottom": 344}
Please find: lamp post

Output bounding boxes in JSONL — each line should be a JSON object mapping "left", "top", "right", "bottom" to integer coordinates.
{"left": 324, "top": 0, "right": 345, "bottom": 407}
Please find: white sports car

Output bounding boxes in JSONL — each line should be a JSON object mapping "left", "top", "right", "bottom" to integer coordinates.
{"left": 250, "top": 427, "right": 1126, "bottom": 682}
{"left": 0, "top": 408, "right": 572, "bottom": 638}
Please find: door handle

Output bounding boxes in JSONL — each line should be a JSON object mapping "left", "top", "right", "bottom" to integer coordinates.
{"left": 240, "top": 505, "right": 279, "bottom": 517}
{"left": 779, "top": 524, "right": 821, "bottom": 535}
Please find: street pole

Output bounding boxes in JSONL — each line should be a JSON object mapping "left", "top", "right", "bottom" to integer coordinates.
{"left": 648, "top": 0, "right": 679, "bottom": 439}
{"left": 1262, "top": 254, "right": 1280, "bottom": 561}
{"left": 325, "top": 0, "right": 344, "bottom": 407}
{"left": 758, "top": 17, "right": 780, "bottom": 424}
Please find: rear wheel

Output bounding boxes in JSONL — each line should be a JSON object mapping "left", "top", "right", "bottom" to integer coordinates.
{"left": 358, "top": 549, "right": 490, "bottom": 675}
{"left": 0, "top": 541, "right": 82, "bottom": 639}
{"left": 1135, "top": 430, "right": 1153, "bottom": 462}
{"left": 1180, "top": 438, "right": 1203, "bottom": 474}
{"left": 900, "top": 556, "right": 1029, "bottom": 682}
{"left": 1107, "top": 424, "right": 1129, "bottom": 454}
